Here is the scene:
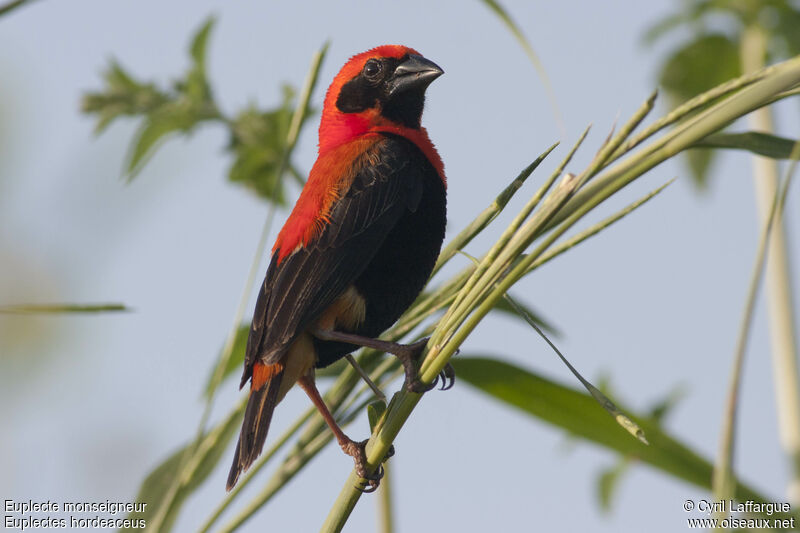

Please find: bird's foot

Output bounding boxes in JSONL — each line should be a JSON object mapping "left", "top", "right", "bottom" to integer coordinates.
{"left": 341, "top": 439, "right": 395, "bottom": 493}
{"left": 396, "top": 338, "right": 457, "bottom": 393}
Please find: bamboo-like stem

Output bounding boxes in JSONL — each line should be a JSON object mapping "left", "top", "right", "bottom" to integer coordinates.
{"left": 376, "top": 463, "right": 395, "bottom": 533}
{"left": 147, "top": 45, "right": 328, "bottom": 533}
{"left": 712, "top": 148, "right": 797, "bottom": 509}
{"left": 739, "top": 26, "right": 800, "bottom": 506}
{"left": 607, "top": 61, "right": 790, "bottom": 162}
{"left": 524, "top": 179, "right": 674, "bottom": 273}
{"left": 320, "top": 53, "right": 800, "bottom": 532}
{"left": 198, "top": 406, "right": 315, "bottom": 532}
{"left": 547, "top": 54, "right": 800, "bottom": 232}
{"left": 433, "top": 142, "right": 558, "bottom": 274}
{"left": 438, "top": 128, "right": 589, "bottom": 340}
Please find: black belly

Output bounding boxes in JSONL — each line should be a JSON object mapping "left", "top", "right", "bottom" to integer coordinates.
{"left": 313, "top": 141, "right": 446, "bottom": 368}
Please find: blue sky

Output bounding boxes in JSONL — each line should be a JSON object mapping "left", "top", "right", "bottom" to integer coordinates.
{"left": 1, "top": 1, "right": 798, "bottom": 531}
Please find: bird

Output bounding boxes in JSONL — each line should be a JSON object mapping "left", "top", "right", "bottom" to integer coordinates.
{"left": 227, "top": 45, "right": 449, "bottom": 492}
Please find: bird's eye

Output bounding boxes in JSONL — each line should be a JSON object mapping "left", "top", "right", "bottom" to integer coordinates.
{"left": 363, "top": 59, "right": 382, "bottom": 80}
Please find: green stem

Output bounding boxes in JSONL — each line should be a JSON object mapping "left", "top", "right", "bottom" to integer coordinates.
{"left": 376, "top": 462, "right": 394, "bottom": 533}
{"left": 320, "top": 53, "right": 800, "bottom": 532}
{"left": 146, "top": 44, "right": 327, "bottom": 533}
{"left": 0, "top": 0, "right": 38, "bottom": 17}
{"left": 737, "top": 26, "right": 800, "bottom": 506}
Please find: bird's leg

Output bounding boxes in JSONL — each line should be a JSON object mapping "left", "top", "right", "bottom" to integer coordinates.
{"left": 296, "top": 374, "right": 391, "bottom": 492}
{"left": 312, "top": 329, "right": 455, "bottom": 393}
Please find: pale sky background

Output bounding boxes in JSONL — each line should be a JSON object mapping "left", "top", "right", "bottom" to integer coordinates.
{"left": 1, "top": 1, "right": 798, "bottom": 532}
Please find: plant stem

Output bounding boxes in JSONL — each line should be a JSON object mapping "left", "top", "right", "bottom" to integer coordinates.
{"left": 376, "top": 462, "right": 394, "bottom": 533}
{"left": 0, "top": 0, "right": 38, "bottom": 17}
{"left": 740, "top": 25, "right": 800, "bottom": 506}
{"left": 320, "top": 53, "right": 800, "bottom": 532}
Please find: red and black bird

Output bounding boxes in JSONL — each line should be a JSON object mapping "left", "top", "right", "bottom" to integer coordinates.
{"left": 227, "top": 45, "right": 448, "bottom": 491}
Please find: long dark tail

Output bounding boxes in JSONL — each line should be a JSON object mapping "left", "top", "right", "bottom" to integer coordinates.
{"left": 226, "top": 362, "right": 284, "bottom": 490}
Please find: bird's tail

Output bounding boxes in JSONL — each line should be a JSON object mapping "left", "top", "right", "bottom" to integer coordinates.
{"left": 226, "top": 361, "right": 285, "bottom": 490}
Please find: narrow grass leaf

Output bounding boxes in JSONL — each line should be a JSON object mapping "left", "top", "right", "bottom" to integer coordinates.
{"left": 0, "top": 303, "right": 128, "bottom": 314}
{"left": 121, "top": 403, "right": 244, "bottom": 532}
{"left": 492, "top": 296, "right": 560, "bottom": 336}
{"left": 502, "top": 293, "right": 647, "bottom": 444}
{"left": 0, "top": 0, "right": 39, "bottom": 17}
{"left": 597, "top": 459, "right": 630, "bottom": 512}
{"left": 478, "top": 0, "right": 564, "bottom": 134}
{"left": 454, "top": 356, "right": 790, "bottom": 519}
{"left": 434, "top": 142, "right": 558, "bottom": 274}
{"left": 203, "top": 324, "right": 248, "bottom": 399}
{"left": 713, "top": 139, "right": 800, "bottom": 504}
{"left": 692, "top": 131, "right": 800, "bottom": 159}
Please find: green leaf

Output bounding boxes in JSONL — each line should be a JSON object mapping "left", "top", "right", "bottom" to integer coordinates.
{"left": 0, "top": 0, "right": 39, "bottom": 18}
{"left": 771, "top": 3, "right": 800, "bottom": 58}
{"left": 658, "top": 33, "right": 741, "bottom": 186}
{"left": 641, "top": 1, "right": 714, "bottom": 46}
{"left": 492, "top": 296, "right": 559, "bottom": 336}
{"left": 227, "top": 87, "right": 300, "bottom": 203}
{"left": 646, "top": 384, "right": 686, "bottom": 425}
{"left": 479, "top": 0, "right": 563, "bottom": 132}
{"left": 685, "top": 149, "right": 713, "bottom": 189}
{"left": 596, "top": 459, "right": 630, "bottom": 512}
{"left": 123, "top": 403, "right": 243, "bottom": 532}
{"left": 453, "top": 356, "right": 790, "bottom": 518}
{"left": 204, "top": 324, "right": 248, "bottom": 399}
{"left": 124, "top": 103, "right": 206, "bottom": 178}
{"left": 82, "top": 61, "right": 168, "bottom": 134}
{"left": 0, "top": 303, "right": 128, "bottom": 314}
{"left": 202, "top": 317, "right": 347, "bottom": 397}
{"left": 315, "top": 358, "right": 349, "bottom": 378}
{"left": 692, "top": 131, "right": 800, "bottom": 159}
{"left": 367, "top": 400, "right": 387, "bottom": 432}
{"left": 182, "top": 16, "right": 216, "bottom": 106}
{"left": 190, "top": 16, "right": 215, "bottom": 66}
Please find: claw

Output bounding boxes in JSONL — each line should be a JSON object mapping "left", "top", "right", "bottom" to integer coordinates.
{"left": 406, "top": 362, "right": 456, "bottom": 393}
{"left": 345, "top": 438, "right": 391, "bottom": 492}
{"left": 355, "top": 463, "right": 384, "bottom": 492}
{"left": 405, "top": 375, "right": 437, "bottom": 393}
{"left": 440, "top": 363, "right": 456, "bottom": 391}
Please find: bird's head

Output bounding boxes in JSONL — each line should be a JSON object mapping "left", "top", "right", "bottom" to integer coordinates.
{"left": 319, "top": 45, "right": 443, "bottom": 152}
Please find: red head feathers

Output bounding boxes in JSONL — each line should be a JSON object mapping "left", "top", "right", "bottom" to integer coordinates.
{"left": 274, "top": 45, "right": 445, "bottom": 261}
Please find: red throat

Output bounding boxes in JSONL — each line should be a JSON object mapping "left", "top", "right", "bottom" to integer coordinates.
{"left": 273, "top": 45, "right": 445, "bottom": 263}
{"left": 317, "top": 45, "right": 445, "bottom": 183}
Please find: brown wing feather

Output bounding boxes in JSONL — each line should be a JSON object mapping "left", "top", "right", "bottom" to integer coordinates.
{"left": 239, "top": 135, "right": 425, "bottom": 387}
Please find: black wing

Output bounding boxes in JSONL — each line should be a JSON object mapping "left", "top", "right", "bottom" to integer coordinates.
{"left": 239, "top": 135, "right": 428, "bottom": 387}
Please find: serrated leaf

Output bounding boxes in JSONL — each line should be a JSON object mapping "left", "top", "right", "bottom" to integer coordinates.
{"left": 658, "top": 34, "right": 741, "bottom": 186}
{"left": 227, "top": 88, "right": 298, "bottom": 203}
{"left": 124, "top": 103, "right": 205, "bottom": 179}
{"left": 183, "top": 16, "right": 216, "bottom": 106}
{"left": 190, "top": 16, "right": 215, "bottom": 66}
{"left": 82, "top": 61, "right": 168, "bottom": 134}
{"left": 453, "top": 356, "right": 787, "bottom": 518}
{"left": 122, "top": 403, "right": 243, "bottom": 532}
{"left": 692, "top": 131, "right": 800, "bottom": 159}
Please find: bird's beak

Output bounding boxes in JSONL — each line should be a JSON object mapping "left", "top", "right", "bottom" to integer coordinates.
{"left": 387, "top": 54, "right": 444, "bottom": 97}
